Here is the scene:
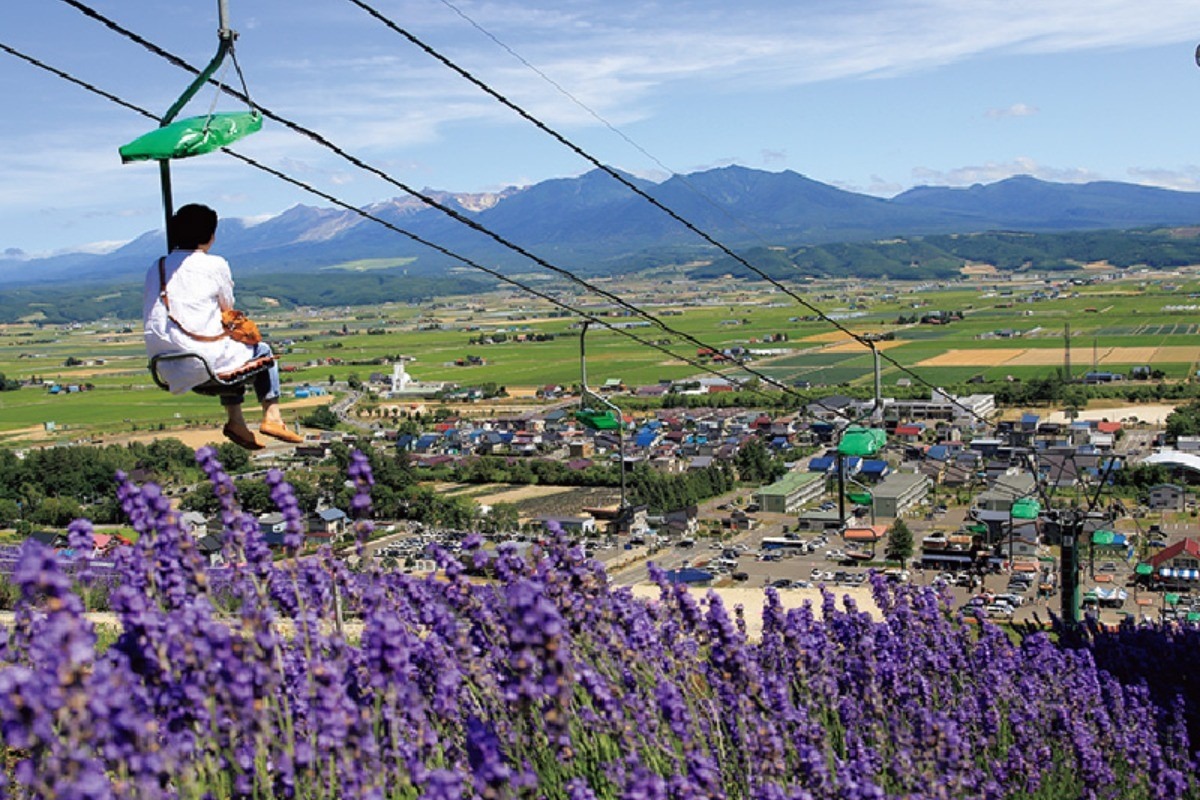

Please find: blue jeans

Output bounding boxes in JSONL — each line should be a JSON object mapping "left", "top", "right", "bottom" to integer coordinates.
{"left": 219, "top": 342, "right": 281, "bottom": 406}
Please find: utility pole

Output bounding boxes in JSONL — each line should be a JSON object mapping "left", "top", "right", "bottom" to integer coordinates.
{"left": 157, "top": 1, "right": 237, "bottom": 249}
{"left": 1058, "top": 509, "right": 1082, "bottom": 627}
{"left": 1063, "top": 322, "right": 1071, "bottom": 382}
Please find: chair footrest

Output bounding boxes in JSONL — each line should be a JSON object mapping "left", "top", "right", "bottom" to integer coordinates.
{"left": 216, "top": 355, "right": 274, "bottom": 383}
{"left": 149, "top": 351, "right": 274, "bottom": 393}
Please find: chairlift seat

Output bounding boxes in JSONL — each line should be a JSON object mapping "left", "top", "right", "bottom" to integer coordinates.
{"left": 837, "top": 426, "right": 887, "bottom": 457}
{"left": 149, "top": 351, "right": 273, "bottom": 399}
{"left": 575, "top": 409, "right": 620, "bottom": 431}
{"left": 120, "top": 112, "right": 262, "bottom": 163}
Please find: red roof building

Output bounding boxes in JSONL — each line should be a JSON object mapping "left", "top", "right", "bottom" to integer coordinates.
{"left": 1150, "top": 537, "right": 1200, "bottom": 570}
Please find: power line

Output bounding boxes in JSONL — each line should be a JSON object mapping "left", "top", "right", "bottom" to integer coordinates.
{"left": 432, "top": 0, "right": 797, "bottom": 282}
{"left": 41, "top": 0, "right": 993, "bottom": 429}
{"left": 341, "top": 0, "right": 996, "bottom": 431}
{"left": 0, "top": 38, "right": 844, "bottom": 413}
{"left": 45, "top": 0, "right": 870, "bottom": 413}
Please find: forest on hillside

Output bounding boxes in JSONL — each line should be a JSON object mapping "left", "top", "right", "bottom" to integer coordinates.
{"left": 0, "top": 272, "right": 495, "bottom": 324}
{"left": 4, "top": 227, "right": 1200, "bottom": 323}
{"left": 689, "top": 228, "right": 1200, "bottom": 281}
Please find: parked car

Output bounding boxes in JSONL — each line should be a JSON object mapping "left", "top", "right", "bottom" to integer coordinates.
{"left": 1099, "top": 562, "right": 1117, "bottom": 573}
{"left": 732, "top": 571, "right": 750, "bottom": 582}
{"left": 986, "top": 604, "right": 1014, "bottom": 619}
{"left": 769, "top": 579, "right": 794, "bottom": 589}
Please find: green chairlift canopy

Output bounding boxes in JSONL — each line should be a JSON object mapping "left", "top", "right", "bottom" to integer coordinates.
{"left": 575, "top": 409, "right": 620, "bottom": 431}
{"left": 119, "top": 111, "right": 262, "bottom": 163}
{"left": 1165, "top": 593, "right": 1182, "bottom": 606}
{"left": 1135, "top": 563, "right": 1153, "bottom": 576}
{"left": 837, "top": 426, "right": 886, "bottom": 457}
{"left": 1011, "top": 498, "right": 1041, "bottom": 520}
{"left": 847, "top": 490, "right": 873, "bottom": 505}
{"left": 967, "top": 523, "right": 988, "bottom": 534}
{"left": 1091, "top": 530, "right": 1115, "bottom": 545}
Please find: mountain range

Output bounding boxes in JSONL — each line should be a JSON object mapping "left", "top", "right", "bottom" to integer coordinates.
{"left": 6, "top": 166, "right": 1200, "bottom": 288}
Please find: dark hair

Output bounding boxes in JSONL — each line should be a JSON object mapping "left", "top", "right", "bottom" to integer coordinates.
{"left": 169, "top": 204, "right": 218, "bottom": 250}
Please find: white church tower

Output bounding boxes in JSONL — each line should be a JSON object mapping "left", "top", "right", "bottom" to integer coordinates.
{"left": 391, "top": 360, "right": 412, "bottom": 393}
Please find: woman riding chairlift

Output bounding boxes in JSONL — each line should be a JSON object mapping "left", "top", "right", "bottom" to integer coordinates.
{"left": 143, "top": 204, "right": 302, "bottom": 450}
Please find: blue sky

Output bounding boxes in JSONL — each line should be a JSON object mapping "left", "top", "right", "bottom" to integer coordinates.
{"left": 3, "top": 0, "right": 1200, "bottom": 255}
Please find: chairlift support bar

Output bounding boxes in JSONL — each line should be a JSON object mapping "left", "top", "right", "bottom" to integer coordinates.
{"left": 161, "top": 2, "right": 235, "bottom": 250}
{"left": 120, "top": 1, "right": 247, "bottom": 250}
{"left": 579, "top": 321, "right": 627, "bottom": 517}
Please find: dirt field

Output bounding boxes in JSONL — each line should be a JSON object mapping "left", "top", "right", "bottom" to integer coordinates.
{"left": 918, "top": 346, "right": 1200, "bottom": 368}
{"left": 14, "top": 394, "right": 334, "bottom": 450}
{"left": 629, "top": 584, "right": 884, "bottom": 641}
{"left": 427, "top": 483, "right": 578, "bottom": 504}
{"left": 822, "top": 339, "right": 907, "bottom": 353}
{"left": 801, "top": 330, "right": 886, "bottom": 345}
{"left": 1044, "top": 403, "right": 1180, "bottom": 424}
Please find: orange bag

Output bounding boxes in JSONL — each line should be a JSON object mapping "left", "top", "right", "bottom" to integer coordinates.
{"left": 222, "top": 309, "right": 262, "bottom": 345}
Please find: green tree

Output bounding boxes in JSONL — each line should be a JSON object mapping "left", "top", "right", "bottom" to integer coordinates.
{"left": 0, "top": 498, "right": 18, "bottom": 527}
{"left": 29, "top": 496, "right": 84, "bottom": 527}
{"left": 486, "top": 502, "right": 520, "bottom": 534}
{"left": 301, "top": 405, "right": 340, "bottom": 431}
{"left": 1166, "top": 400, "right": 1200, "bottom": 442}
{"left": 215, "top": 442, "right": 252, "bottom": 473}
{"left": 734, "top": 438, "right": 784, "bottom": 484}
{"left": 886, "top": 518, "right": 914, "bottom": 569}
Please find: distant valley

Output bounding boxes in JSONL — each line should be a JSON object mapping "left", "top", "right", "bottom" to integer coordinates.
{"left": 4, "top": 166, "right": 1200, "bottom": 322}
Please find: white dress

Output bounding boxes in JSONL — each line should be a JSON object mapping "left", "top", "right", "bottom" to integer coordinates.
{"left": 143, "top": 250, "right": 256, "bottom": 394}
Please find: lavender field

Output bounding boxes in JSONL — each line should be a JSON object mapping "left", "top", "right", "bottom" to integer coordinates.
{"left": 1, "top": 447, "right": 1198, "bottom": 799}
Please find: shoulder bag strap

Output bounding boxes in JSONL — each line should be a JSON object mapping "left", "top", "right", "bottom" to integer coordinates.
{"left": 158, "top": 256, "right": 228, "bottom": 343}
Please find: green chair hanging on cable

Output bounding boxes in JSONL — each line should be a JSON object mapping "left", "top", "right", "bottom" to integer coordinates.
{"left": 118, "top": 13, "right": 260, "bottom": 168}
{"left": 837, "top": 426, "right": 887, "bottom": 457}
{"left": 846, "top": 490, "right": 873, "bottom": 506}
{"left": 1011, "top": 497, "right": 1041, "bottom": 520}
{"left": 120, "top": 110, "right": 260, "bottom": 163}
{"left": 575, "top": 408, "right": 621, "bottom": 431}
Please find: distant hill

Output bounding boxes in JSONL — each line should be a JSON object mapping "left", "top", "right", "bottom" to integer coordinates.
{"left": 5, "top": 167, "right": 1200, "bottom": 291}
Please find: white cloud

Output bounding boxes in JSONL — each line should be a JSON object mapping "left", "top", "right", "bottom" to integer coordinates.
{"left": 761, "top": 149, "right": 788, "bottom": 166}
{"left": 985, "top": 103, "right": 1039, "bottom": 119}
{"left": 1125, "top": 166, "right": 1200, "bottom": 192}
{"left": 445, "top": 0, "right": 1200, "bottom": 95}
{"left": 909, "top": 158, "right": 1104, "bottom": 187}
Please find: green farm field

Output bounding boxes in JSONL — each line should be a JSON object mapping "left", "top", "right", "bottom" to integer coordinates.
{"left": 1, "top": 271, "right": 1199, "bottom": 443}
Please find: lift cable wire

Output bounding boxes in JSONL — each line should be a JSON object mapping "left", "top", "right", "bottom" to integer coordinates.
{"left": 0, "top": 41, "right": 151, "bottom": 119}
{"left": 39, "top": 2, "right": 890, "bottom": 422}
{"left": 3, "top": 40, "right": 877, "bottom": 422}
{"left": 340, "top": 0, "right": 997, "bottom": 432}
{"left": 58, "top": 0, "right": 997, "bottom": 432}
{"left": 432, "top": 0, "right": 799, "bottom": 279}
{"left": 52, "top": 0, "right": 830, "bottom": 402}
